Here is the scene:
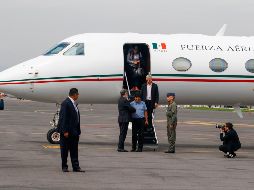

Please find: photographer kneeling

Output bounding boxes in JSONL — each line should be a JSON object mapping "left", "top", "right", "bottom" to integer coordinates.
{"left": 219, "top": 122, "right": 241, "bottom": 158}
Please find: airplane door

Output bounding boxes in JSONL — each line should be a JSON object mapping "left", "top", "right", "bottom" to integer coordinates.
{"left": 28, "top": 66, "right": 38, "bottom": 93}
{"left": 123, "top": 43, "right": 151, "bottom": 91}
{"left": 123, "top": 43, "right": 158, "bottom": 146}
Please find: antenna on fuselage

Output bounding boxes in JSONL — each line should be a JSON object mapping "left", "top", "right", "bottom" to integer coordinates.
{"left": 216, "top": 24, "right": 227, "bottom": 36}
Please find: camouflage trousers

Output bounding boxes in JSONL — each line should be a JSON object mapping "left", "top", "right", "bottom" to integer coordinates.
{"left": 167, "top": 124, "right": 177, "bottom": 152}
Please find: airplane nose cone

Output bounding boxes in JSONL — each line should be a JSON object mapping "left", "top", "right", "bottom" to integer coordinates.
{"left": 0, "top": 64, "right": 28, "bottom": 96}
{"left": 0, "top": 56, "right": 48, "bottom": 97}
{"left": 0, "top": 69, "right": 16, "bottom": 94}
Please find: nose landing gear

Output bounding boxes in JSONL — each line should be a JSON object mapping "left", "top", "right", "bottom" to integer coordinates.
{"left": 47, "top": 104, "right": 61, "bottom": 144}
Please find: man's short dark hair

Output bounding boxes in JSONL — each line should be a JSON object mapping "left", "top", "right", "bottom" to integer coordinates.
{"left": 225, "top": 122, "right": 233, "bottom": 130}
{"left": 69, "top": 88, "right": 79, "bottom": 96}
{"left": 134, "top": 92, "right": 141, "bottom": 98}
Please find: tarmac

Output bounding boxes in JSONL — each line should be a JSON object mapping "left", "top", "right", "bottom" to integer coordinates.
{"left": 0, "top": 98, "right": 254, "bottom": 190}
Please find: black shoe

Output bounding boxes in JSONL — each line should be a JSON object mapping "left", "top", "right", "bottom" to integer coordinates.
{"left": 130, "top": 149, "right": 136, "bottom": 152}
{"left": 136, "top": 149, "right": 142, "bottom": 152}
{"left": 117, "top": 149, "right": 128, "bottom": 152}
{"left": 164, "top": 151, "right": 175, "bottom": 153}
{"left": 73, "top": 168, "right": 85, "bottom": 172}
{"left": 226, "top": 153, "right": 236, "bottom": 158}
{"left": 224, "top": 152, "right": 230, "bottom": 157}
{"left": 62, "top": 168, "right": 69, "bottom": 172}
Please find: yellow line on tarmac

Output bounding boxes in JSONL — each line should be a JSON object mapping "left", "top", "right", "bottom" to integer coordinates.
{"left": 192, "top": 150, "right": 215, "bottom": 153}
{"left": 175, "top": 120, "right": 254, "bottom": 128}
{"left": 31, "top": 133, "right": 45, "bottom": 135}
{"left": 96, "top": 147, "right": 115, "bottom": 150}
{"left": 155, "top": 120, "right": 167, "bottom": 123}
{"left": 0, "top": 131, "right": 16, "bottom": 134}
{"left": 192, "top": 134, "right": 215, "bottom": 137}
{"left": 192, "top": 138, "right": 210, "bottom": 140}
{"left": 235, "top": 123, "right": 254, "bottom": 127}
{"left": 42, "top": 145, "right": 60, "bottom": 149}
{"left": 181, "top": 120, "right": 216, "bottom": 126}
{"left": 94, "top": 134, "right": 111, "bottom": 137}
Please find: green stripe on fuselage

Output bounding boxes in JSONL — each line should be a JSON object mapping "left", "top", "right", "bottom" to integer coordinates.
{"left": 153, "top": 74, "right": 254, "bottom": 78}
{"left": 0, "top": 74, "right": 123, "bottom": 83}
{"left": 1, "top": 73, "right": 254, "bottom": 83}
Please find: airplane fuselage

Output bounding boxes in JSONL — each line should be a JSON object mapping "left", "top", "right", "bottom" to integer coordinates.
{"left": 1, "top": 33, "right": 254, "bottom": 105}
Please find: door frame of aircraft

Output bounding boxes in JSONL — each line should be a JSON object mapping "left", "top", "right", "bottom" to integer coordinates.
{"left": 122, "top": 43, "right": 151, "bottom": 91}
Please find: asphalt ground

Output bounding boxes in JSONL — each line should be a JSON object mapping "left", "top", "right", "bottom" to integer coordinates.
{"left": 0, "top": 98, "right": 254, "bottom": 190}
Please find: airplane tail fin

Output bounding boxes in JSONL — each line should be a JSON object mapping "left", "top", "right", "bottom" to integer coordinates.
{"left": 216, "top": 24, "right": 227, "bottom": 36}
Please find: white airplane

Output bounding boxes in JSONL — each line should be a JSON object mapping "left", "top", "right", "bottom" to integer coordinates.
{"left": 0, "top": 25, "right": 254, "bottom": 143}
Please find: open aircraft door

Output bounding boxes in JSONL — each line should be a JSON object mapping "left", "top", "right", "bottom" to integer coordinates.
{"left": 123, "top": 43, "right": 158, "bottom": 148}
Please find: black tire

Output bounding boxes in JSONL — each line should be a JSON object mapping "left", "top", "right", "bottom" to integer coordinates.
{"left": 47, "top": 128, "right": 60, "bottom": 144}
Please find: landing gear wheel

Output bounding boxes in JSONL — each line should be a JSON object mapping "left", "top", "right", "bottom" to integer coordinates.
{"left": 47, "top": 128, "right": 60, "bottom": 144}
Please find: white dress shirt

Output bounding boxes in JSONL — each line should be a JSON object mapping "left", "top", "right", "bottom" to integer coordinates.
{"left": 146, "top": 84, "right": 152, "bottom": 100}
{"left": 69, "top": 97, "right": 79, "bottom": 122}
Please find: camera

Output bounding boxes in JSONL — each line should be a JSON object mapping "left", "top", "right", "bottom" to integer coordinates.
{"left": 215, "top": 124, "right": 225, "bottom": 129}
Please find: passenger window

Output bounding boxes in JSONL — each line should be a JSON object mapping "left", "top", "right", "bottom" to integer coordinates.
{"left": 209, "top": 58, "right": 228, "bottom": 72}
{"left": 245, "top": 59, "right": 254, "bottom": 73}
{"left": 64, "top": 43, "right": 84, "bottom": 55}
{"left": 44, "top": 42, "right": 70, "bottom": 55}
{"left": 172, "top": 57, "right": 192, "bottom": 71}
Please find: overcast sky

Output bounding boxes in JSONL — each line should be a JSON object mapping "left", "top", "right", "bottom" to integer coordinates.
{"left": 0, "top": 0, "right": 254, "bottom": 71}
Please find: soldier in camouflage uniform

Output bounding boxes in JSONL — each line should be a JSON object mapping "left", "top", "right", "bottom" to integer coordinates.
{"left": 165, "top": 93, "right": 177, "bottom": 153}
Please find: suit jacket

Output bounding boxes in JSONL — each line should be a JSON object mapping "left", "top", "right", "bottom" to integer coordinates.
{"left": 58, "top": 98, "right": 81, "bottom": 136}
{"left": 220, "top": 129, "right": 241, "bottom": 148}
{"left": 118, "top": 96, "right": 135, "bottom": 123}
{"left": 140, "top": 83, "right": 159, "bottom": 109}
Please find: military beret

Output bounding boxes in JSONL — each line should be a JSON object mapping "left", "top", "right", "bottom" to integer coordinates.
{"left": 167, "top": 93, "right": 175, "bottom": 97}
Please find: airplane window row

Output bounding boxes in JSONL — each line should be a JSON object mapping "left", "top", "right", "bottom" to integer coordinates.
{"left": 172, "top": 57, "right": 254, "bottom": 73}
{"left": 44, "top": 42, "right": 84, "bottom": 56}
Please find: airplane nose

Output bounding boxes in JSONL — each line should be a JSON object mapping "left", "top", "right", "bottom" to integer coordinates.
{"left": 0, "top": 64, "right": 28, "bottom": 96}
{"left": 0, "top": 68, "right": 16, "bottom": 94}
{"left": 0, "top": 56, "right": 48, "bottom": 97}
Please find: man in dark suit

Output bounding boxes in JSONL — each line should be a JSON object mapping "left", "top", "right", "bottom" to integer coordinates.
{"left": 219, "top": 122, "right": 241, "bottom": 158}
{"left": 117, "top": 89, "right": 135, "bottom": 152}
{"left": 58, "top": 88, "right": 85, "bottom": 172}
{"left": 140, "top": 74, "right": 159, "bottom": 145}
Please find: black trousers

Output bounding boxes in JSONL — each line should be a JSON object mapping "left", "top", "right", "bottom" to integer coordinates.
{"left": 118, "top": 122, "right": 129, "bottom": 150}
{"left": 132, "top": 118, "right": 145, "bottom": 150}
{"left": 0, "top": 99, "right": 4, "bottom": 110}
{"left": 145, "top": 100, "right": 154, "bottom": 129}
{"left": 60, "top": 134, "right": 80, "bottom": 170}
{"left": 219, "top": 143, "right": 241, "bottom": 154}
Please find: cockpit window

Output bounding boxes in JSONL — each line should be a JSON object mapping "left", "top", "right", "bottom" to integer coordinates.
{"left": 44, "top": 42, "right": 70, "bottom": 55}
{"left": 64, "top": 43, "right": 84, "bottom": 56}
